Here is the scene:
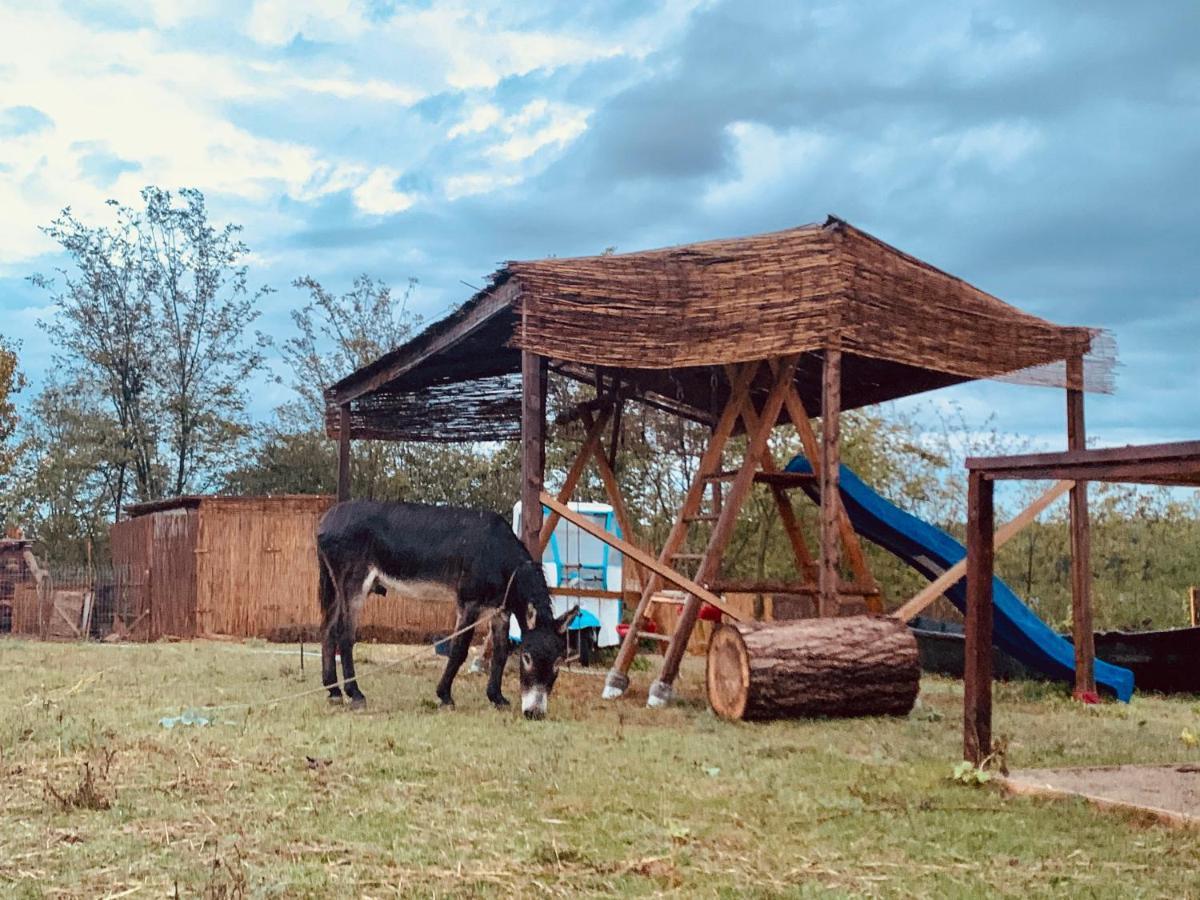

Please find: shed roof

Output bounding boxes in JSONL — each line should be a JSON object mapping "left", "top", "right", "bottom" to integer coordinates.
{"left": 327, "top": 216, "right": 1113, "bottom": 442}
{"left": 124, "top": 494, "right": 334, "bottom": 518}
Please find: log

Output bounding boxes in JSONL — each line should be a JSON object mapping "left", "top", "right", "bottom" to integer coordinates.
{"left": 706, "top": 615, "right": 919, "bottom": 721}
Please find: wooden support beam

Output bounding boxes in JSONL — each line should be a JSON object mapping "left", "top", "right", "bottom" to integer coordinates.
{"left": 819, "top": 346, "right": 842, "bottom": 618}
{"left": 521, "top": 351, "right": 547, "bottom": 557}
{"left": 608, "top": 363, "right": 759, "bottom": 681}
{"left": 892, "top": 480, "right": 1074, "bottom": 623}
{"left": 1067, "top": 355, "right": 1096, "bottom": 699}
{"left": 540, "top": 493, "right": 742, "bottom": 620}
{"left": 657, "top": 355, "right": 799, "bottom": 690}
{"left": 584, "top": 411, "right": 647, "bottom": 589}
{"left": 336, "top": 404, "right": 352, "bottom": 503}
{"left": 537, "top": 407, "right": 612, "bottom": 552}
{"left": 964, "top": 471, "right": 995, "bottom": 765}
{"left": 734, "top": 396, "right": 817, "bottom": 582}
{"left": 549, "top": 586, "right": 641, "bottom": 602}
{"left": 778, "top": 372, "right": 878, "bottom": 605}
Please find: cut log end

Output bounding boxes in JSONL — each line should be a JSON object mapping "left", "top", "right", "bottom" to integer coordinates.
{"left": 706, "top": 615, "right": 920, "bottom": 722}
{"left": 706, "top": 626, "right": 751, "bottom": 720}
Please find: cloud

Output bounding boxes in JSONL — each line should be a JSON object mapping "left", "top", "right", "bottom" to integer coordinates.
{"left": 0, "top": 0, "right": 1196, "bottom": 448}
{"left": 352, "top": 167, "right": 416, "bottom": 215}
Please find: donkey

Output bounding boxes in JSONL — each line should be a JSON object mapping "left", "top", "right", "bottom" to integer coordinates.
{"left": 317, "top": 500, "right": 579, "bottom": 719}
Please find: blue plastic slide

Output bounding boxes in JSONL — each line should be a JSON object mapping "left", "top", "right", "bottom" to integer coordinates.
{"left": 784, "top": 456, "right": 1135, "bottom": 701}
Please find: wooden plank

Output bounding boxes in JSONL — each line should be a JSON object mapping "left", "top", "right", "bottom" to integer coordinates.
{"left": 733, "top": 397, "right": 817, "bottom": 581}
{"left": 336, "top": 404, "right": 352, "bottom": 503}
{"left": 711, "top": 579, "right": 875, "bottom": 595}
{"left": 819, "top": 346, "right": 842, "bottom": 618}
{"left": 549, "top": 586, "right": 640, "bottom": 602}
{"left": 521, "top": 351, "right": 547, "bottom": 556}
{"left": 966, "top": 440, "right": 1200, "bottom": 483}
{"left": 585, "top": 414, "right": 648, "bottom": 589}
{"left": 964, "top": 472, "right": 995, "bottom": 765}
{"left": 656, "top": 356, "right": 799, "bottom": 687}
{"left": 333, "top": 278, "right": 517, "bottom": 405}
{"left": 778, "top": 373, "right": 878, "bottom": 602}
{"left": 609, "top": 363, "right": 759, "bottom": 679}
{"left": 892, "top": 480, "right": 1075, "bottom": 623}
{"left": 537, "top": 407, "right": 612, "bottom": 552}
{"left": 540, "top": 493, "right": 743, "bottom": 621}
{"left": 1067, "top": 355, "right": 1096, "bottom": 699}
{"left": 79, "top": 590, "right": 94, "bottom": 639}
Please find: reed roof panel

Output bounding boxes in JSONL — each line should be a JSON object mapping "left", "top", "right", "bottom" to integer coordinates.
{"left": 326, "top": 216, "right": 1113, "bottom": 442}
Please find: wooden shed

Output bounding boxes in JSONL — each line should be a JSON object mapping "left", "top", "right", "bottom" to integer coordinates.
{"left": 111, "top": 494, "right": 458, "bottom": 642}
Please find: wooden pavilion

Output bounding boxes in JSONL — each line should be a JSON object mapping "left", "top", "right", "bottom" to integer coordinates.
{"left": 325, "top": 216, "right": 1114, "bottom": 708}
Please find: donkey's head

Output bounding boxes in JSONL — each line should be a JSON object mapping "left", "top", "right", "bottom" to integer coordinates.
{"left": 517, "top": 603, "right": 580, "bottom": 719}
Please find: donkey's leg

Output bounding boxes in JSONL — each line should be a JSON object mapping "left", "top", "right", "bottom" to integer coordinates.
{"left": 338, "top": 568, "right": 372, "bottom": 710}
{"left": 322, "top": 630, "right": 342, "bottom": 703}
{"left": 486, "top": 611, "right": 512, "bottom": 708}
{"left": 318, "top": 552, "right": 343, "bottom": 704}
{"left": 436, "top": 604, "right": 480, "bottom": 708}
{"left": 340, "top": 633, "right": 366, "bottom": 710}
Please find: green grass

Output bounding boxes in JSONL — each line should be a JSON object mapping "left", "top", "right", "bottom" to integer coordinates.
{"left": 1, "top": 639, "right": 1198, "bottom": 898}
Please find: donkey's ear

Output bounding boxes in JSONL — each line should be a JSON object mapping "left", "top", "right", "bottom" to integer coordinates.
{"left": 556, "top": 605, "right": 581, "bottom": 635}
{"left": 524, "top": 605, "right": 537, "bottom": 632}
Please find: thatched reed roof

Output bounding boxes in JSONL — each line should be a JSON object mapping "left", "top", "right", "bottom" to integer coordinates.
{"left": 327, "top": 216, "right": 1113, "bottom": 442}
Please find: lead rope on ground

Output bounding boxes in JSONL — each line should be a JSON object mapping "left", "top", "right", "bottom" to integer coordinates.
{"left": 159, "top": 607, "right": 501, "bottom": 718}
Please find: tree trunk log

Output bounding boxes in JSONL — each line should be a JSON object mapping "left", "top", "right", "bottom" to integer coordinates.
{"left": 706, "top": 615, "right": 919, "bottom": 721}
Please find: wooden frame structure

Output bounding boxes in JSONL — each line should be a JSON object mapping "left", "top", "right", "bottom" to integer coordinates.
{"left": 324, "top": 216, "right": 1114, "bottom": 709}
{"left": 962, "top": 441, "right": 1200, "bottom": 763}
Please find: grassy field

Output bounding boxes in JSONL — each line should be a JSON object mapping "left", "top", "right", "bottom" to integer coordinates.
{"left": 1, "top": 639, "right": 1198, "bottom": 898}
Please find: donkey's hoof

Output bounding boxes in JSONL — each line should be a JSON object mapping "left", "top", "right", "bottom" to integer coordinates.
{"left": 327, "top": 695, "right": 344, "bottom": 706}
{"left": 438, "top": 699, "right": 455, "bottom": 711}
{"left": 490, "top": 695, "right": 511, "bottom": 709}
{"left": 348, "top": 697, "right": 367, "bottom": 711}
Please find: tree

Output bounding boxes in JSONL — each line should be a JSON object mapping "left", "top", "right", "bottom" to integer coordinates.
{"left": 2, "top": 378, "right": 120, "bottom": 565}
{"left": 0, "top": 335, "right": 24, "bottom": 487}
{"left": 277, "top": 274, "right": 419, "bottom": 430}
{"left": 31, "top": 188, "right": 268, "bottom": 514}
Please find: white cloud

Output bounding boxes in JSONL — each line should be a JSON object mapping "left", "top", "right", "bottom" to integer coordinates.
{"left": 244, "top": 0, "right": 369, "bottom": 47}
{"left": 448, "top": 103, "right": 504, "bottom": 139}
{"left": 484, "top": 100, "right": 590, "bottom": 162}
{"left": 444, "top": 171, "right": 519, "bottom": 201}
{"left": 353, "top": 167, "right": 416, "bottom": 215}
{"left": 0, "top": 3, "right": 433, "bottom": 265}
{"left": 703, "top": 121, "right": 829, "bottom": 209}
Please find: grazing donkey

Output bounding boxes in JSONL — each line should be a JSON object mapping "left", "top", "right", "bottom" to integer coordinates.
{"left": 317, "top": 500, "right": 578, "bottom": 719}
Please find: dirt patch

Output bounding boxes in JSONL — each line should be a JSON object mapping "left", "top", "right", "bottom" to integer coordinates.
{"left": 1003, "top": 764, "right": 1200, "bottom": 827}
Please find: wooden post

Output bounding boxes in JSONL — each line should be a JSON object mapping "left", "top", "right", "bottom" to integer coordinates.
{"left": 1190, "top": 587, "right": 1198, "bottom": 628}
{"left": 336, "top": 404, "right": 352, "bottom": 503}
{"left": 1066, "top": 355, "right": 1096, "bottom": 699}
{"left": 964, "top": 471, "right": 995, "bottom": 765}
{"left": 819, "top": 346, "right": 842, "bottom": 617}
{"left": 521, "top": 350, "right": 548, "bottom": 556}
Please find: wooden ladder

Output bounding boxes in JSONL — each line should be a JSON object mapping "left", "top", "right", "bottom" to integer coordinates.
{"left": 602, "top": 356, "right": 882, "bottom": 706}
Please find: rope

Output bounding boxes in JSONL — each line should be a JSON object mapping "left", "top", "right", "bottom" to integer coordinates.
{"left": 163, "top": 607, "right": 501, "bottom": 717}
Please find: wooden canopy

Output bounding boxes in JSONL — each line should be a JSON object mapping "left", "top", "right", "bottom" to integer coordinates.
{"left": 325, "top": 216, "right": 1112, "bottom": 442}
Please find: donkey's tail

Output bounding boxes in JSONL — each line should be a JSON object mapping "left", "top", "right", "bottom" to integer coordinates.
{"left": 317, "top": 546, "right": 345, "bottom": 641}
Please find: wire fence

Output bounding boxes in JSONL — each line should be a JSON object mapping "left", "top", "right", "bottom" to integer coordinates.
{"left": 0, "top": 558, "right": 146, "bottom": 641}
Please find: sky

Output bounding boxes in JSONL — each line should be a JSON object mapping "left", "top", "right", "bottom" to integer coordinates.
{"left": 1, "top": 0, "right": 1197, "bottom": 453}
